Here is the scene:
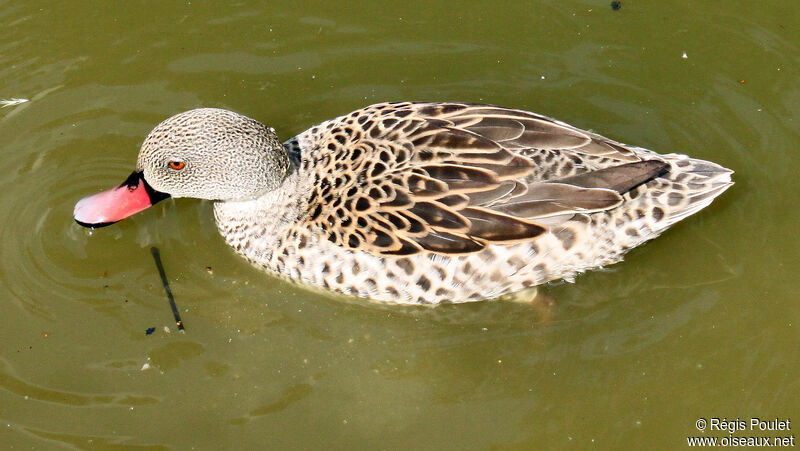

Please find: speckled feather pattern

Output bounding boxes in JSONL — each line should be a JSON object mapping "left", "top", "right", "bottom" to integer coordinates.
{"left": 138, "top": 108, "right": 289, "bottom": 201}
{"left": 209, "top": 102, "right": 733, "bottom": 304}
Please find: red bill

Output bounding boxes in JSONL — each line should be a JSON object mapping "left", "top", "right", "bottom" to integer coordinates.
{"left": 74, "top": 171, "right": 169, "bottom": 228}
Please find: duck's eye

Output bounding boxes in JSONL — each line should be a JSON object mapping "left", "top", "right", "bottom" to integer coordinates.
{"left": 168, "top": 161, "right": 185, "bottom": 170}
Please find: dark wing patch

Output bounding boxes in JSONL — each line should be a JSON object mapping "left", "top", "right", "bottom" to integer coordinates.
{"left": 555, "top": 160, "right": 669, "bottom": 193}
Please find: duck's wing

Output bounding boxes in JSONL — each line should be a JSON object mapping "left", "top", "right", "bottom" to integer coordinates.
{"left": 299, "top": 102, "right": 668, "bottom": 256}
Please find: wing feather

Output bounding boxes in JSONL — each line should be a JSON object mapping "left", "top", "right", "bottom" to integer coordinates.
{"left": 298, "top": 102, "right": 668, "bottom": 255}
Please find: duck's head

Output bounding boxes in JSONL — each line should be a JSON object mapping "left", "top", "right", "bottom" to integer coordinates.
{"left": 73, "top": 108, "right": 289, "bottom": 228}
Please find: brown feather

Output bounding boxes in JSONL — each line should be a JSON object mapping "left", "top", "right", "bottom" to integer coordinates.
{"left": 462, "top": 207, "right": 546, "bottom": 241}
{"left": 302, "top": 102, "right": 670, "bottom": 256}
{"left": 408, "top": 202, "right": 470, "bottom": 232}
{"left": 415, "top": 231, "right": 484, "bottom": 254}
{"left": 492, "top": 183, "right": 623, "bottom": 218}
{"left": 556, "top": 160, "right": 669, "bottom": 194}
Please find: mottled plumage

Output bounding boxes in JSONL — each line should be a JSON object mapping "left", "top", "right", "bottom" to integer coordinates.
{"left": 75, "top": 102, "right": 733, "bottom": 304}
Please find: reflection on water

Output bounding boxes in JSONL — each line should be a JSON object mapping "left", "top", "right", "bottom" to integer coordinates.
{"left": 0, "top": 0, "right": 797, "bottom": 449}
{"left": 0, "top": 359, "right": 160, "bottom": 407}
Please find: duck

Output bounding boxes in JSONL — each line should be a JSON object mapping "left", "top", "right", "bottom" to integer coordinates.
{"left": 74, "top": 102, "right": 733, "bottom": 304}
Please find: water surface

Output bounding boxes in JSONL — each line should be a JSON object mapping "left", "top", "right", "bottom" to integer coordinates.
{"left": 1, "top": 1, "right": 797, "bottom": 449}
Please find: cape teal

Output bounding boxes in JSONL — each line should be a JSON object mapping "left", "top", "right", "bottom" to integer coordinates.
{"left": 74, "top": 102, "right": 733, "bottom": 304}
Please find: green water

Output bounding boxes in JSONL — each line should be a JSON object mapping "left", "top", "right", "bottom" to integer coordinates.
{"left": 1, "top": 1, "right": 797, "bottom": 449}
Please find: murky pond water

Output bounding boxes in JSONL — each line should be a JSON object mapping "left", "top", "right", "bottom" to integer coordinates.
{"left": 1, "top": 1, "right": 797, "bottom": 449}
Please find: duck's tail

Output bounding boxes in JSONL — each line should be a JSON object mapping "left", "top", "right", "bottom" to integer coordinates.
{"left": 602, "top": 152, "right": 733, "bottom": 253}
{"left": 647, "top": 153, "right": 733, "bottom": 229}
{"left": 570, "top": 153, "right": 732, "bottom": 272}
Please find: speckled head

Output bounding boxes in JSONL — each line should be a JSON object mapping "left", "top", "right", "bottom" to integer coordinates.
{"left": 73, "top": 108, "right": 289, "bottom": 228}
{"left": 137, "top": 108, "right": 289, "bottom": 201}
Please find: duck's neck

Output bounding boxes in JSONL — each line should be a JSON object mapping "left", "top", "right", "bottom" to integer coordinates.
{"left": 212, "top": 167, "right": 308, "bottom": 264}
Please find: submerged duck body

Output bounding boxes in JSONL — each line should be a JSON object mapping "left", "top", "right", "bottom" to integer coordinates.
{"left": 74, "top": 102, "right": 733, "bottom": 304}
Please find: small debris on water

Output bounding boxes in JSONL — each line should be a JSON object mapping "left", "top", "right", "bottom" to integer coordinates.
{"left": 611, "top": 1, "right": 621, "bottom": 11}
{"left": 681, "top": 52, "right": 688, "bottom": 59}
{"left": 145, "top": 327, "right": 156, "bottom": 335}
{"left": 163, "top": 326, "right": 171, "bottom": 334}
{"left": 739, "top": 79, "right": 746, "bottom": 84}
{"left": 205, "top": 266, "right": 213, "bottom": 275}
{"left": 141, "top": 363, "right": 151, "bottom": 371}
{"left": 0, "top": 98, "right": 28, "bottom": 108}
